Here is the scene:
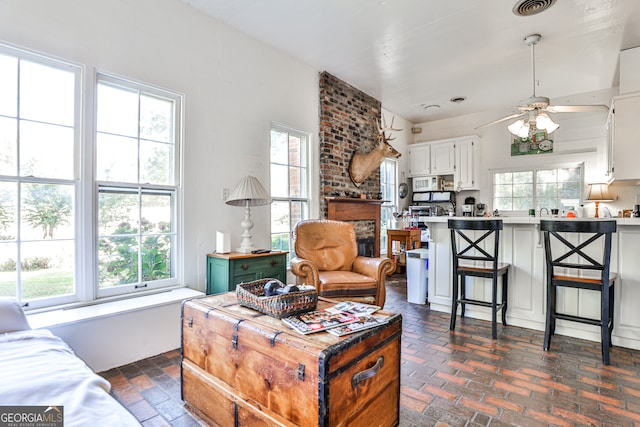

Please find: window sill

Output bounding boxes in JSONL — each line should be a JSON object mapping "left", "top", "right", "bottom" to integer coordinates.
{"left": 27, "top": 287, "right": 204, "bottom": 329}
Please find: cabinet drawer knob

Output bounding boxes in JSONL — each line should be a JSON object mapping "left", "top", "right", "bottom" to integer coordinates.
{"left": 241, "top": 263, "right": 249, "bottom": 270}
{"left": 270, "top": 260, "right": 278, "bottom": 267}
{"left": 352, "top": 356, "right": 384, "bottom": 389}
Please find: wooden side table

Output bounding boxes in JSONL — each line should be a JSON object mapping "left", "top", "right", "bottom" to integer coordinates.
{"left": 206, "top": 251, "right": 287, "bottom": 294}
{"left": 387, "top": 229, "right": 421, "bottom": 273}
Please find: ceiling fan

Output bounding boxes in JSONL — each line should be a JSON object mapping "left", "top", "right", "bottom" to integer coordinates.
{"left": 476, "top": 34, "right": 609, "bottom": 133}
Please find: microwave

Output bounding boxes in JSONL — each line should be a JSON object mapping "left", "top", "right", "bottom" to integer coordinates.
{"left": 412, "top": 176, "right": 441, "bottom": 192}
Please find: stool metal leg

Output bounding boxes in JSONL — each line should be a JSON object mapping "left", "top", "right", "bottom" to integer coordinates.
{"left": 501, "top": 272, "right": 508, "bottom": 326}
{"left": 602, "top": 283, "right": 611, "bottom": 365}
{"left": 544, "top": 283, "right": 555, "bottom": 351}
{"left": 491, "top": 275, "right": 498, "bottom": 339}
{"left": 460, "top": 275, "right": 466, "bottom": 318}
{"left": 450, "top": 271, "right": 459, "bottom": 331}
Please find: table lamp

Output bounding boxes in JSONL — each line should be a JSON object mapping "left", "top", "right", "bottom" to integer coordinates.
{"left": 225, "top": 175, "right": 272, "bottom": 253}
{"left": 586, "top": 183, "right": 613, "bottom": 218}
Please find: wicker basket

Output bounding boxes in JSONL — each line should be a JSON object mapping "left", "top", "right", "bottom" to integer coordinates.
{"left": 236, "top": 278, "right": 318, "bottom": 319}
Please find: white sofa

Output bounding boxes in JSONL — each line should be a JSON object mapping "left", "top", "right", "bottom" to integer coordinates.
{"left": 0, "top": 300, "right": 140, "bottom": 426}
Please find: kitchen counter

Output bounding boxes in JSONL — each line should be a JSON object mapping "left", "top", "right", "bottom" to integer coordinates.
{"left": 421, "top": 217, "right": 640, "bottom": 350}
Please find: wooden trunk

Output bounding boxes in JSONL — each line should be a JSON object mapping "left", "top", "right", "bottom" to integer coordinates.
{"left": 181, "top": 292, "right": 401, "bottom": 427}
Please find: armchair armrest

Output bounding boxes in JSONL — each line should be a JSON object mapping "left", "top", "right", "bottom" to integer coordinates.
{"left": 290, "top": 257, "right": 320, "bottom": 288}
{"left": 353, "top": 256, "right": 395, "bottom": 307}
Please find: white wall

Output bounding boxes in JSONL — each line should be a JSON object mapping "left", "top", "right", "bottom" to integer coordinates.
{"left": 382, "top": 108, "right": 413, "bottom": 212}
{"left": 0, "top": 0, "right": 320, "bottom": 370}
{"left": 410, "top": 88, "right": 622, "bottom": 214}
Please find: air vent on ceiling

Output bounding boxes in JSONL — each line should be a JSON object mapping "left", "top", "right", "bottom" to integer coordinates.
{"left": 512, "top": 0, "right": 557, "bottom": 16}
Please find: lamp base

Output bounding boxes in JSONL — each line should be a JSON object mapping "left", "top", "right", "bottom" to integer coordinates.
{"left": 594, "top": 201, "right": 600, "bottom": 218}
{"left": 236, "top": 244, "right": 257, "bottom": 254}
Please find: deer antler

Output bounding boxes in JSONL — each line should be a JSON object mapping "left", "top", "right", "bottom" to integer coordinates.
{"left": 376, "top": 115, "right": 403, "bottom": 142}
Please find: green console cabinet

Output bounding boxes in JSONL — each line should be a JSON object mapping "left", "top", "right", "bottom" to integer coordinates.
{"left": 206, "top": 251, "right": 288, "bottom": 295}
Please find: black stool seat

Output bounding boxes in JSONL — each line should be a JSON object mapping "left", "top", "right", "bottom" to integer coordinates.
{"left": 540, "top": 219, "right": 617, "bottom": 365}
{"left": 448, "top": 219, "right": 510, "bottom": 339}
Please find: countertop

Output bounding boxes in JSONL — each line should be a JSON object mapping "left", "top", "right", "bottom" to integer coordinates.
{"left": 419, "top": 216, "right": 640, "bottom": 225}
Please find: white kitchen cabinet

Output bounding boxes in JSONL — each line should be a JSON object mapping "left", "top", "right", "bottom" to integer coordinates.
{"left": 454, "top": 137, "right": 479, "bottom": 190}
{"left": 612, "top": 92, "right": 640, "bottom": 180}
{"left": 430, "top": 141, "right": 455, "bottom": 175}
{"left": 408, "top": 143, "right": 430, "bottom": 177}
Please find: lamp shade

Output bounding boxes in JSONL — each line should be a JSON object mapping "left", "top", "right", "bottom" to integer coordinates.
{"left": 225, "top": 175, "right": 271, "bottom": 206}
{"left": 586, "top": 183, "right": 613, "bottom": 202}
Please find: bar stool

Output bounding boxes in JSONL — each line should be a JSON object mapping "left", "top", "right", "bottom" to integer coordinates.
{"left": 448, "top": 219, "right": 510, "bottom": 339}
{"left": 540, "top": 220, "right": 617, "bottom": 365}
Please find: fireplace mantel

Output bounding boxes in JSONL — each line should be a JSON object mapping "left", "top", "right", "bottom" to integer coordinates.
{"left": 326, "top": 197, "right": 385, "bottom": 257}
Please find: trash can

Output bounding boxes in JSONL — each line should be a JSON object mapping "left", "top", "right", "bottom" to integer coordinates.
{"left": 406, "top": 248, "right": 429, "bottom": 304}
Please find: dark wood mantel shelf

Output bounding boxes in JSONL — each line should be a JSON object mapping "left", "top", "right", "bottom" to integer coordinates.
{"left": 326, "top": 197, "right": 386, "bottom": 257}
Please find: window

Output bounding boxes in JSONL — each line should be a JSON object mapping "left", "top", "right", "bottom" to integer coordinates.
{"left": 493, "top": 166, "right": 582, "bottom": 214}
{"left": 96, "top": 75, "right": 181, "bottom": 298}
{"left": 0, "top": 43, "right": 182, "bottom": 309}
{"left": 0, "top": 46, "right": 81, "bottom": 308}
{"left": 269, "top": 125, "right": 309, "bottom": 259}
{"left": 380, "top": 159, "right": 398, "bottom": 254}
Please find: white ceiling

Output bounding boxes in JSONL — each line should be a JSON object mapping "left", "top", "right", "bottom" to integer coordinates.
{"left": 181, "top": 0, "right": 640, "bottom": 124}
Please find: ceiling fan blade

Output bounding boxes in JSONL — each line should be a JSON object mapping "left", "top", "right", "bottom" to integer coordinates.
{"left": 475, "top": 112, "right": 525, "bottom": 129}
{"left": 545, "top": 104, "right": 609, "bottom": 113}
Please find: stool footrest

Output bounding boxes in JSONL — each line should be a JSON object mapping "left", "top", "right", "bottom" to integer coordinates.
{"left": 458, "top": 298, "right": 506, "bottom": 310}
{"left": 553, "top": 312, "right": 603, "bottom": 326}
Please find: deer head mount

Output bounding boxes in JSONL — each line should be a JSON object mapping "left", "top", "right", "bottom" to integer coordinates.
{"left": 349, "top": 116, "right": 402, "bottom": 187}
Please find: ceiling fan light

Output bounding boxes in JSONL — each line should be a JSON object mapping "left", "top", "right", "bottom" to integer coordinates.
{"left": 507, "top": 119, "right": 529, "bottom": 138}
{"left": 536, "top": 112, "right": 559, "bottom": 134}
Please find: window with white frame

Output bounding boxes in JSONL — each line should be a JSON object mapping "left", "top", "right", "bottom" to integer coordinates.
{"left": 269, "top": 125, "right": 309, "bottom": 259}
{"left": 0, "top": 45, "right": 81, "bottom": 309}
{"left": 493, "top": 165, "right": 582, "bottom": 214}
{"left": 0, "top": 43, "right": 182, "bottom": 309}
{"left": 96, "top": 75, "right": 181, "bottom": 298}
{"left": 380, "top": 159, "right": 398, "bottom": 254}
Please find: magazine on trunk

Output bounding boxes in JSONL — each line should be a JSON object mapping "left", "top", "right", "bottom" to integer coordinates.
{"left": 282, "top": 309, "right": 359, "bottom": 335}
{"left": 283, "top": 301, "right": 385, "bottom": 335}
{"left": 326, "top": 314, "right": 390, "bottom": 337}
{"left": 324, "top": 301, "right": 381, "bottom": 316}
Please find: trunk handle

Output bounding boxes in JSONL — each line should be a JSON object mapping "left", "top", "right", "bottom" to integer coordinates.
{"left": 351, "top": 356, "right": 384, "bottom": 388}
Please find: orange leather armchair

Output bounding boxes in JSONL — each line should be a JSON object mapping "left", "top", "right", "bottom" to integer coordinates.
{"left": 290, "top": 219, "right": 395, "bottom": 307}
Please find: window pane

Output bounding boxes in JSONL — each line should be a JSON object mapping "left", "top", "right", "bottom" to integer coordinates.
{"left": 141, "top": 234, "right": 171, "bottom": 281}
{"left": 20, "top": 183, "right": 74, "bottom": 240}
{"left": 21, "top": 240, "right": 74, "bottom": 301}
{"left": 494, "top": 172, "right": 512, "bottom": 185}
{"left": 140, "top": 140, "right": 173, "bottom": 185}
{"left": 288, "top": 135, "right": 302, "bottom": 167}
{"left": 141, "top": 192, "right": 172, "bottom": 233}
{"left": 0, "top": 182, "right": 16, "bottom": 240}
{"left": 0, "top": 54, "right": 17, "bottom": 117}
{"left": 270, "top": 164, "right": 288, "bottom": 197}
{"left": 493, "top": 184, "right": 512, "bottom": 198}
{"left": 289, "top": 166, "right": 306, "bottom": 198}
{"left": 494, "top": 198, "right": 512, "bottom": 211}
{"left": 513, "top": 197, "right": 533, "bottom": 211}
{"left": 96, "top": 133, "right": 138, "bottom": 182}
{"left": 20, "top": 121, "right": 74, "bottom": 179}
{"left": 98, "top": 190, "right": 138, "bottom": 236}
{"left": 270, "top": 130, "right": 288, "bottom": 164}
{"left": 97, "top": 83, "right": 139, "bottom": 137}
{"left": 20, "top": 60, "right": 75, "bottom": 126}
{"left": 0, "top": 117, "right": 17, "bottom": 176}
{"left": 140, "top": 94, "right": 173, "bottom": 143}
{"left": 0, "top": 242, "right": 17, "bottom": 298}
{"left": 536, "top": 169, "right": 557, "bottom": 183}
{"left": 513, "top": 171, "right": 533, "bottom": 183}
{"left": 271, "top": 201, "right": 290, "bottom": 234}
{"left": 99, "top": 236, "right": 140, "bottom": 287}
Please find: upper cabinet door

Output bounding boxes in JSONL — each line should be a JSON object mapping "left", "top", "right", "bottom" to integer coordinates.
{"left": 408, "top": 144, "right": 430, "bottom": 176}
{"left": 430, "top": 141, "right": 455, "bottom": 175}
{"left": 455, "top": 138, "right": 477, "bottom": 190}
{"left": 613, "top": 93, "right": 640, "bottom": 180}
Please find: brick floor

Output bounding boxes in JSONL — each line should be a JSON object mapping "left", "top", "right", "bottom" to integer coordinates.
{"left": 101, "top": 274, "right": 640, "bottom": 426}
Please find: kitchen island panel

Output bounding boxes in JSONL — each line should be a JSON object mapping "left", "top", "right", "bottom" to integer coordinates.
{"left": 425, "top": 218, "right": 640, "bottom": 350}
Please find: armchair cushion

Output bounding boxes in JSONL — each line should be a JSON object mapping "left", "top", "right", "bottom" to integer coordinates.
{"left": 294, "top": 219, "right": 357, "bottom": 271}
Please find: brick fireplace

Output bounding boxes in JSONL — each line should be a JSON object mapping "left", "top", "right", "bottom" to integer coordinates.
{"left": 319, "top": 72, "right": 382, "bottom": 245}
